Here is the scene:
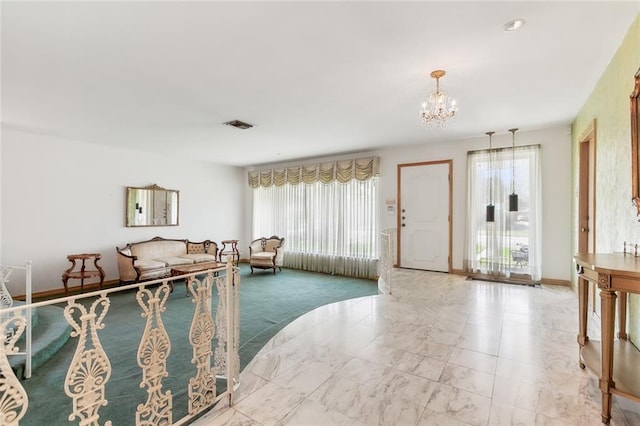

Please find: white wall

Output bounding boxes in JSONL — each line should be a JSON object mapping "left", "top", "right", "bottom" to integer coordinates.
{"left": 241, "top": 125, "right": 573, "bottom": 282}
{"left": 1, "top": 126, "right": 246, "bottom": 294}
{"left": 376, "top": 126, "right": 572, "bottom": 281}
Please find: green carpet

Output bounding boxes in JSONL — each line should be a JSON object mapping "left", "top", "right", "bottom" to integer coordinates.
{"left": 10, "top": 304, "right": 73, "bottom": 379}
{"left": 19, "top": 265, "right": 377, "bottom": 425}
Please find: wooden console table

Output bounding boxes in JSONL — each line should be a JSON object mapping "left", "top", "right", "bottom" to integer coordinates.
{"left": 574, "top": 253, "right": 640, "bottom": 424}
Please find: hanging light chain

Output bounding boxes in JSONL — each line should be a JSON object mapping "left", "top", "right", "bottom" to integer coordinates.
{"left": 509, "top": 128, "right": 518, "bottom": 192}
{"left": 508, "top": 128, "right": 519, "bottom": 212}
{"left": 486, "top": 131, "right": 495, "bottom": 204}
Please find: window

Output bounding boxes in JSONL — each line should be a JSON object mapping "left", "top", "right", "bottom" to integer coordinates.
{"left": 250, "top": 157, "right": 379, "bottom": 278}
{"left": 464, "top": 145, "right": 542, "bottom": 281}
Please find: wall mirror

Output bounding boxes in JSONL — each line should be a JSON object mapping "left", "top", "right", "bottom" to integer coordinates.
{"left": 631, "top": 67, "right": 640, "bottom": 215}
{"left": 126, "top": 184, "right": 179, "bottom": 227}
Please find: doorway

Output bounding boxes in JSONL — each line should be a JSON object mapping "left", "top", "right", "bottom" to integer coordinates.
{"left": 397, "top": 160, "right": 452, "bottom": 272}
{"left": 578, "top": 121, "right": 596, "bottom": 254}
{"left": 578, "top": 121, "right": 596, "bottom": 313}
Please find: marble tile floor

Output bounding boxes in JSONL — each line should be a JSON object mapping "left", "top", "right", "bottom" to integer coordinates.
{"left": 194, "top": 268, "right": 640, "bottom": 425}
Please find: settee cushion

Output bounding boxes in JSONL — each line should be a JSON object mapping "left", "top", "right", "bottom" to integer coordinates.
{"left": 131, "top": 240, "right": 187, "bottom": 259}
{"left": 135, "top": 259, "right": 167, "bottom": 271}
{"left": 154, "top": 256, "right": 194, "bottom": 267}
{"left": 179, "top": 253, "right": 217, "bottom": 263}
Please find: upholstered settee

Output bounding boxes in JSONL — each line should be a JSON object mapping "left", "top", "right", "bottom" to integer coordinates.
{"left": 116, "top": 236, "right": 218, "bottom": 283}
{"left": 249, "top": 236, "right": 285, "bottom": 274}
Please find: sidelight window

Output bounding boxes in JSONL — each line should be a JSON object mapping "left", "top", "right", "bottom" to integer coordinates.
{"left": 464, "top": 144, "right": 542, "bottom": 281}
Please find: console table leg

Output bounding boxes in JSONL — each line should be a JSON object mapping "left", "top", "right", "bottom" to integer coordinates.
{"left": 600, "top": 289, "right": 616, "bottom": 425}
{"left": 599, "top": 382, "right": 612, "bottom": 425}
{"left": 577, "top": 278, "right": 589, "bottom": 368}
{"left": 618, "top": 291, "right": 628, "bottom": 340}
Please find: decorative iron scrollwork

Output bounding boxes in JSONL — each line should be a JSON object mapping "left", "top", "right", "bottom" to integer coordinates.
{"left": 0, "top": 311, "right": 27, "bottom": 425}
{"left": 0, "top": 268, "right": 14, "bottom": 309}
{"left": 136, "top": 283, "right": 172, "bottom": 425}
{"left": 213, "top": 275, "right": 228, "bottom": 375}
{"left": 187, "top": 273, "right": 216, "bottom": 414}
{"left": 214, "top": 266, "right": 241, "bottom": 391}
{"left": 63, "top": 295, "right": 113, "bottom": 426}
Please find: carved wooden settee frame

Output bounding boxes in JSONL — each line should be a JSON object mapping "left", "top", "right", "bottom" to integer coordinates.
{"left": 116, "top": 236, "right": 218, "bottom": 283}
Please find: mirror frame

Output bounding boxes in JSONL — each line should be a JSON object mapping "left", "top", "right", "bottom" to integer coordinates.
{"left": 126, "top": 184, "right": 180, "bottom": 227}
{"left": 632, "top": 67, "right": 640, "bottom": 215}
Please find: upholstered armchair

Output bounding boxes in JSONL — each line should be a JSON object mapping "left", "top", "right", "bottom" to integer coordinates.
{"left": 249, "top": 236, "right": 285, "bottom": 274}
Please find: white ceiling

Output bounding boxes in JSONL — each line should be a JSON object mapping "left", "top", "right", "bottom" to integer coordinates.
{"left": 2, "top": 1, "right": 638, "bottom": 167}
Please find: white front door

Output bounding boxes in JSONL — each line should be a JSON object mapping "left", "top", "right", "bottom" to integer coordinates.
{"left": 398, "top": 161, "right": 451, "bottom": 272}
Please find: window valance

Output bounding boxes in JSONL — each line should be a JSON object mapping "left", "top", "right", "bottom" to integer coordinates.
{"left": 248, "top": 156, "right": 380, "bottom": 188}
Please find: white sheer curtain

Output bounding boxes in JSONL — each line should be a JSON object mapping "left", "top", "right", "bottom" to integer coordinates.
{"left": 252, "top": 178, "right": 378, "bottom": 278}
{"left": 464, "top": 144, "right": 542, "bottom": 281}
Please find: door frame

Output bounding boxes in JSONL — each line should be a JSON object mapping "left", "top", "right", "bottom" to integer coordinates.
{"left": 396, "top": 159, "right": 453, "bottom": 272}
{"left": 578, "top": 119, "right": 596, "bottom": 254}
{"left": 578, "top": 120, "right": 596, "bottom": 313}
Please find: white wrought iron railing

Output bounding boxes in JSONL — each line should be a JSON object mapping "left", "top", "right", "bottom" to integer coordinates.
{"left": 1, "top": 261, "right": 33, "bottom": 379}
{"left": 0, "top": 262, "right": 240, "bottom": 426}
{"left": 378, "top": 228, "right": 396, "bottom": 295}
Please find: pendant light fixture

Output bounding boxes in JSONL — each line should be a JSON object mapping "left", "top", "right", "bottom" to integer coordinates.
{"left": 486, "top": 131, "right": 495, "bottom": 222}
{"left": 508, "top": 128, "right": 519, "bottom": 212}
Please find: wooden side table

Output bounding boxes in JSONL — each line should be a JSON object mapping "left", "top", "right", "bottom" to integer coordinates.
{"left": 62, "top": 253, "right": 105, "bottom": 295}
{"left": 219, "top": 240, "right": 240, "bottom": 265}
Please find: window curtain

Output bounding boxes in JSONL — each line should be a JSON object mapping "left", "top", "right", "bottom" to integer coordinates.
{"left": 250, "top": 157, "right": 379, "bottom": 278}
{"left": 464, "top": 145, "right": 542, "bottom": 281}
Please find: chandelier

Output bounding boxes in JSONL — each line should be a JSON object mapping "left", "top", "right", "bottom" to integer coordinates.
{"left": 420, "top": 69, "right": 459, "bottom": 129}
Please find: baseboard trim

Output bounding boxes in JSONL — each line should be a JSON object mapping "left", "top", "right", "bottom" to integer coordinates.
{"left": 462, "top": 272, "right": 569, "bottom": 287}
{"left": 14, "top": 278, "right": 121, "bottom": 301}
{"left": 539, "top": 277, "right": 570, "bottom": 286}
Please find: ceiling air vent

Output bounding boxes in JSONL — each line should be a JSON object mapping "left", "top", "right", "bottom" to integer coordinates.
{"left": 224, "top": 120, "right": 254, "bottom": 130}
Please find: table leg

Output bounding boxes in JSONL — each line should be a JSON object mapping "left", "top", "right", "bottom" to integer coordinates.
{"left": 578, "top": 277, "right": 589, "bottom": 368}
{"left": 618, "top": 291, "right": 628, "bottom": 340}
{"left": 62, "top": 276, "right": 69, "bottom": 296}
{"left": 94, "top": 257, "right": 106, "bottom": 290}
{"left": 185, "top": 276, "right": 192, "bottom": 297}
{"left": 599, "top": 289, "right": 616, "bottom": 425}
